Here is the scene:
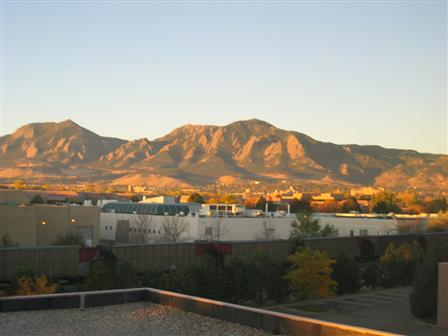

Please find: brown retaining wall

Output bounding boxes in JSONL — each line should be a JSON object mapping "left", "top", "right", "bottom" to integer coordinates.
{"left": 1, "top": 232, "right": 448, "bottom": 280}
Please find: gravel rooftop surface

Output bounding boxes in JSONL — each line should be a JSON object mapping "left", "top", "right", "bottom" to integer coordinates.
{"left": 0, "top": 302, "right": 276, "bottom": 336}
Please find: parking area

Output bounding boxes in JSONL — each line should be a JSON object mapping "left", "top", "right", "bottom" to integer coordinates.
{"left": 266, "top": 287, "right": 445, "bottom": 336}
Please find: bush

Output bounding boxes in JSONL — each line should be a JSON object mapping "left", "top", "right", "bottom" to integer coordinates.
{"left": 332, "top": 252, "right": 361, "bottom": 294}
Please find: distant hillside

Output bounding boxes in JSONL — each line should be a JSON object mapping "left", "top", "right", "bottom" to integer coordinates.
{"left": 0, "top": 119, "right": 125, "bottom": 165}
{"left": 1, "top": 119, "right": 446, "bottom": 192}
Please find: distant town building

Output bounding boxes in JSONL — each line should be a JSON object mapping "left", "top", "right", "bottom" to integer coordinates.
{"left": 141, "top": 195, "right": 177, "bottom": 204}
{"left": 350, "top": 186, "right": 384, "bottom": 198}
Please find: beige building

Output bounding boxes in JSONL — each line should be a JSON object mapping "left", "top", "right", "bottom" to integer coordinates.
{"left": 0, "top": 190, "right": 33, "bottom": 206}
{"left": 0, "top": 204, "right": 100, "bottom": 247}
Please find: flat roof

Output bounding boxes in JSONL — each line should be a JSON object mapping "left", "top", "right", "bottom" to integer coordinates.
{"left": 0, "top": 302, "right": 273, "bottom": 336}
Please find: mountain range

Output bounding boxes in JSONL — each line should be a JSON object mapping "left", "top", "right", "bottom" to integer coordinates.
{"left": 1, "top": 119, "right": 447, "bottom": 192}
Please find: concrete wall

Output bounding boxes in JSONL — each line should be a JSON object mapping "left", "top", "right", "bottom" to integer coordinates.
{"left": 0, "top": 205, "right": 100, "bottom": 247}
{"left": 0, "top": 288, "right": 398, "bottom": 336}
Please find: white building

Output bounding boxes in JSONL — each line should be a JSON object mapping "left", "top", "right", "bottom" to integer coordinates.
{"left": 99, "top": 202, "right": 425, "bottom": 244}
{"left": 313, "top": 213, "right": 398, "bottom": 236}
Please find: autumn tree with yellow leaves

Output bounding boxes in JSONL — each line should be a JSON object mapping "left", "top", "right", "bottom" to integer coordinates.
{"left": 287, "top": 247, "right": 337, "bottom": 300}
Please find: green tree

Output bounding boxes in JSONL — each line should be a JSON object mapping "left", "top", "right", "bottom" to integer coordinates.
{"left": 52, "top": 232, "right": 85, "bottom": 247}
{"left": 290, "top": 213, "right": 320, "bottom": 239}
{"left": 248, "top": 252, "right": 273, "bottom": 305}
{"left": 290, "top": 213, "right": 337, "bottom": 238}
{"left": 371, "top": 192, "right": 401, "bottom": 214}
{"left": 187, "top": 192, "right": 204, "bottom": 204}
{"left": 410, "top": 242, "right": 448, "bottom": 319}
{"left": 332, "top": 252, "right": 361, "bottom": 294}
{"left": 128, "top": 195, "right": 140, "bottom": 202}
{"left": 30, "top": 195, "right": 45, "bottom": 204}
{"left": 320, "top": 225, "right": 339, "bottom": 237}
{"left": 223, "top": 257, "right": 254, "bottom": 304}
{"left": 13, "top": 180, "right": 25, "bottom": 189}
{"left": 287, "top": 247, "right": 337, "bottom": 300}
{"left": 193, "top": 255, "right": 225, "bottom": 300}
{"left": 428, "top": 211, "right": 448, "bottom": 232}
{"left": 255, "top": 197, "right": 266, "bottom": 211}
{"left": 342, "top": 197, "right": 360, "bottom": 213}
{"left": 142, "top": 269, "right": 165, "bottom": 289}
{"left": 114, "top": 261, "right": 138, "bottom": 289}
{"left": 426, "top": 197, "right": 448, "bottom": 213}
{"left": 0, "top": 233, "right": 16, "bottom": 247}
{"left": 85, "top": 259, "right": 115, "bottom": 290}
{"left": 361, "top": 263, "right": 379, "bottom": 290}
{"left": 379, "top": 241, "right": 423, "bottom": 287}
{"left": 289, "top": 198, "right": 312, "bottom": 214}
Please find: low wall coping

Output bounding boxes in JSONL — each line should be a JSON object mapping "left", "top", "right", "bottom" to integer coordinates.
{"left": 0, "top": 288, "right": 399, "bottom": 336}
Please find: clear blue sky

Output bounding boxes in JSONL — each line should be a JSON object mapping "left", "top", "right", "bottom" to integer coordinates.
{"left": 2, "top": 1, "right": 447, "bottom": 154}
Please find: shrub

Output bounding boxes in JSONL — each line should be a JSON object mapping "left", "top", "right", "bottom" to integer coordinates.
{"left": 332, "top": 252, "right": 361, "bottom": 294}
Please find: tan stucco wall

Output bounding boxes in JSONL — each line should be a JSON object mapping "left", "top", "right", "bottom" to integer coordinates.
{"left": 0, "top": 205, "right": 36, "bottom": 246}
{"left": 0, "top": 205, "right": 100, "bottom": 247}
{"left": 0, "top": 190, "right": 31, "bottom": 206}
